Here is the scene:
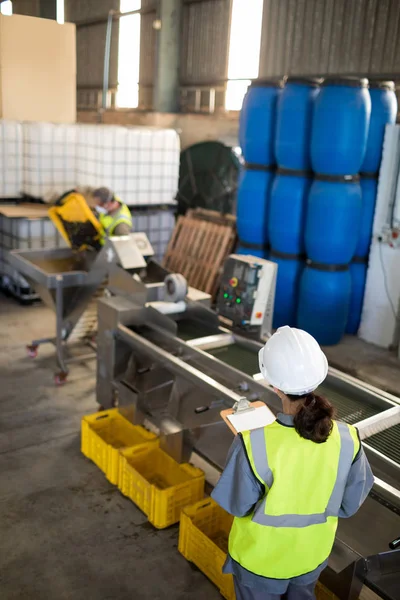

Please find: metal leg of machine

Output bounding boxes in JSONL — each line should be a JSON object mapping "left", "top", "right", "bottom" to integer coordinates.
{"left": 54, "top": 275, "right": 68, "bottom": 382}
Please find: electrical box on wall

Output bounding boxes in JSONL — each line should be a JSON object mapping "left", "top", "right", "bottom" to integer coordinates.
{"left": 217, "top": 254, "right": 277, "bottom": 337}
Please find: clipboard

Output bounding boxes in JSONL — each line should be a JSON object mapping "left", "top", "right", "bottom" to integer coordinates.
{"left": 221, "top": 398, "right": 275, "bottom": 435}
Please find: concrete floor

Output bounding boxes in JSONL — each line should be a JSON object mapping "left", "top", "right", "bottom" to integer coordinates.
{"left": 0, "top": 295, "right": 220, "bottom": 600}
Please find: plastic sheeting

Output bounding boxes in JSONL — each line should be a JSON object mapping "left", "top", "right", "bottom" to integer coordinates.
{"left": 359, "top": 124, "right": 400, "bottom": 348}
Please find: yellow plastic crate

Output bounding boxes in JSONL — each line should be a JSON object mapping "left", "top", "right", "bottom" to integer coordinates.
{"left": 179, "top": 499, "right": 341, "bottom": 600}
{"left": 118, "top": 445, "right": 205, "bottom": 529}
{"left": 81, "top": 409, "right": 158, "bottom": 485}
{"left": 179, "top": 498, "right": 235, "bottom": 600}
{"left": 48, "top": 192, "right": 104, "bottom": 249}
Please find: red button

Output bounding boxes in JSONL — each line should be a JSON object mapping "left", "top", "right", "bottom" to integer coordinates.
{"left": 256, "top": 312, "right": 262, "bottom": 319}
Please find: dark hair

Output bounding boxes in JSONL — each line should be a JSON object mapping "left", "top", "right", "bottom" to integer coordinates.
{"left": 286, "top": 392, "right": 335, "bottom": 443}
{"left": 93, "top": 187, "right": 113, "bottom": 204}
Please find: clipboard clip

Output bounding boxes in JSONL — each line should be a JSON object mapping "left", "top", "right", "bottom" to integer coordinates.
{"left": 232, "top": 397, "right": 255, "bottom": 414}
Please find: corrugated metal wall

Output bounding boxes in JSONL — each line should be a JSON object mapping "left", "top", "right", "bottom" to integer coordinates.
{"left": 12, "top": 0, "right": 40, "bottom": 16}
{"left": 180, "top": 0, "right": 231, "bottom": 111}
{"left": 65, "top": 0, "right": 120, "bottom": 90}
{"left": 259, "top": 0, "right": 400, "bottom": 78}
{"left": 71, "top": 0, "right": 400, "bottom": 113}
{"left": 180, "top": 0, "right": 231, "bottom": 85}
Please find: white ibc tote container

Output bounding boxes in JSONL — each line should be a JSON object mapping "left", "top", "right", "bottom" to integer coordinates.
{"left": 22, "top": 122, "right": 77, "bottom": 201}
{"left": 0, "top": 120, "right": 23, "bottom": 198}
{"left": 76, "top": 124, "right": 180, "bottom": 206}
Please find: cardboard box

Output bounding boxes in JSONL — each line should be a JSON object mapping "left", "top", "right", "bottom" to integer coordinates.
{"left": 0, "top": 14, "right": 76, "bottom": 122}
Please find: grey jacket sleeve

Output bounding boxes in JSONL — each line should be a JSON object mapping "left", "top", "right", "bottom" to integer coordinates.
{"left": 339, "top": 446, "right": 374, "bottom": 518}
{"left": 211, "top": 435, "right": 264, "bottom": 517}
{"left": 112, "top": 222, "right": 132, "bottom": 236}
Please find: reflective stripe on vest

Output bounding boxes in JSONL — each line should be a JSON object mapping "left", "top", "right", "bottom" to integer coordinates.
{"left": 228, "top": 420, "right": 360, "bottom": 579}
{"left": 249, "top": 422, "right": 355, "bottom": 528}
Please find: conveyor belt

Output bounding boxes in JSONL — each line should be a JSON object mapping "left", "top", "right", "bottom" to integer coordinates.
{"left": 367, "top": 424, "right": 400, "bottom": 465}
{"left": 207, "top": 345, "right": 258, "bottom": 376}
{"left": 142, "top": 328, "right": 400, "bottom": 469}
{"left": 205, "top": 343, "right": 400, "bottom": 467}
{"left": 318, "top": 384, "right": 383, "bottom": 424}
{"left": 206, "top": 344, "right": 384, "bottom": 421}
{"left": 177, "top": 319, "right": 217, "bottom": 341}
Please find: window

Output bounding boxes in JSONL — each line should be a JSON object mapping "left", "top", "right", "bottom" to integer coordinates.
{"left": 225, "top": 0, "right": 264, "bottom": 111}
{"left": 0, "top": 1, "right": 12, "bottom": 15}
{"left": 57, "top": 0, "right": 64, "bottom": 24}
{"left": 117, "top": 0, "right": 141, "bottom": 109}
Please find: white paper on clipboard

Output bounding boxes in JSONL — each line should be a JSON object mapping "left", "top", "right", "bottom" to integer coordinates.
{"left": 227, "top": 405, "right": 275, "bottom": 433}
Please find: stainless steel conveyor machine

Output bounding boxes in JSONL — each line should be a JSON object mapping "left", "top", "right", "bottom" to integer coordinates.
{"left": 94, "top": 265, "right": 400, "bottom": 600}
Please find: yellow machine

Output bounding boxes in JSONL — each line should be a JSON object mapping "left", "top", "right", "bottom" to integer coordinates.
{"left": 48, "top": 191, "right": 104, "bottom": 250}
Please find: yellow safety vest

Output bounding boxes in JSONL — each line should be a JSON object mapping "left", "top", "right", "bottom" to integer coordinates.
{"left": 229, "top": 420, "right": 360, "bottom": 579}
{"left": 98, "top": 200, "right": 133, "bottom": 245}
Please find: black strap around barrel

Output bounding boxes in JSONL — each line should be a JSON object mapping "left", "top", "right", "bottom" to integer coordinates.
{"left": 238, "top": 240, "right": 269, "bottom": 251}
{"left": 307, "top": 260, "right": 349, "bottom": 272}
{"left": 269, "top": 249, "right": 305, "bottom": 260}
{"left": 360, "top": 171, "right": 379, "bottom": 180}
{"left": 314, "top": 173, "right": 360, "bottom": 183}
{"left": 276, "top": 167, "right": 313, "bottom": 178}
{"left": 245, "top": 163, "right": 276, "bottom": 172}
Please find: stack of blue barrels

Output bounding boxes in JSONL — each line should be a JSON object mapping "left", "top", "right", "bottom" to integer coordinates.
{"left": 237, "top": 76, "right": 397, "bottom": 344}
{"left": 297, "top": 78, "right": 370, "bottom": 345}
{"left": 236, "top": 80, "right": 281, "bottom": 258}
{"left": 297, "top": 77, "right": 397, "bottom": 344}
{"left": 269, "top": 78, "right": 318, "bottom": 328}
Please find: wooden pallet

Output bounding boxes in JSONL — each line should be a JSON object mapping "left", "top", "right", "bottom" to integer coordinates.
{"left": 163, "top": 209, "right": 236, "bottom": 298}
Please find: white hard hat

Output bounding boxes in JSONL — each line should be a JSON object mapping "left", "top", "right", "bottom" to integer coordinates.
{"left": 258, "top": 326, "right": 328, "bottom": 395}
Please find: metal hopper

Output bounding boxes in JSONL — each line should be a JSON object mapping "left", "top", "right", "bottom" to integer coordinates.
{"left": 8, "top": 245, "right": 109, "bottom": 382}
{"left": 8, "top": 193, "right": 160, "bottom": 383}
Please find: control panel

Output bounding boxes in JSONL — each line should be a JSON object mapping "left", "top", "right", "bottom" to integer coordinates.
{"left": 217, "top": 254, "right": 277, "bottom": 335}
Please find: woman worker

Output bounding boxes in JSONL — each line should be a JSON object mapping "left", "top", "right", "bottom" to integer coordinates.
{"left": 212, "top": 326, "right": 374, "bottom": 600}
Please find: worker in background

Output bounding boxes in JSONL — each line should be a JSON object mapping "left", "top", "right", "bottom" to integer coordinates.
{"left": 93, "top": 187, "right": 133, "bottom": 240}
{"left": 212, "top": 326, "right": 374, "bottom": 600}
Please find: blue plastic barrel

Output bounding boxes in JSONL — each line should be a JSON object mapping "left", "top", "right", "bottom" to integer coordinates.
{"left": 269, "top": 252, "right": 303, "bottom": 329}
{"left": 275, "top": 78, "right": 320, "bottom": 170}
{"left": 361, "top": 81, "right": 397, "bottom": 174}
{"left": 239, "top": 80, "right": 281, "bottom": 167}
{"left": 311, "top": 78, "right": 371, "bottom": 176}
{"left": 297, "top": 263, "right": 351, "bottom": 345}
{"left": 346, "top": 261, "right": 367, "bottom": 335}
{"left": 236, "top": 245, "right": 268, "bottom": 260}
{"left": 305, "top": 176, "right": 362, "bottom": 265}
{"left": 269, "top": 169, "right": 311, "bottom": 255}
{"left": 236, "top": 167, "right": 274, "bottom": 247}
{"left": 355, "top": 176, "right": 378, "bottom": 259}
